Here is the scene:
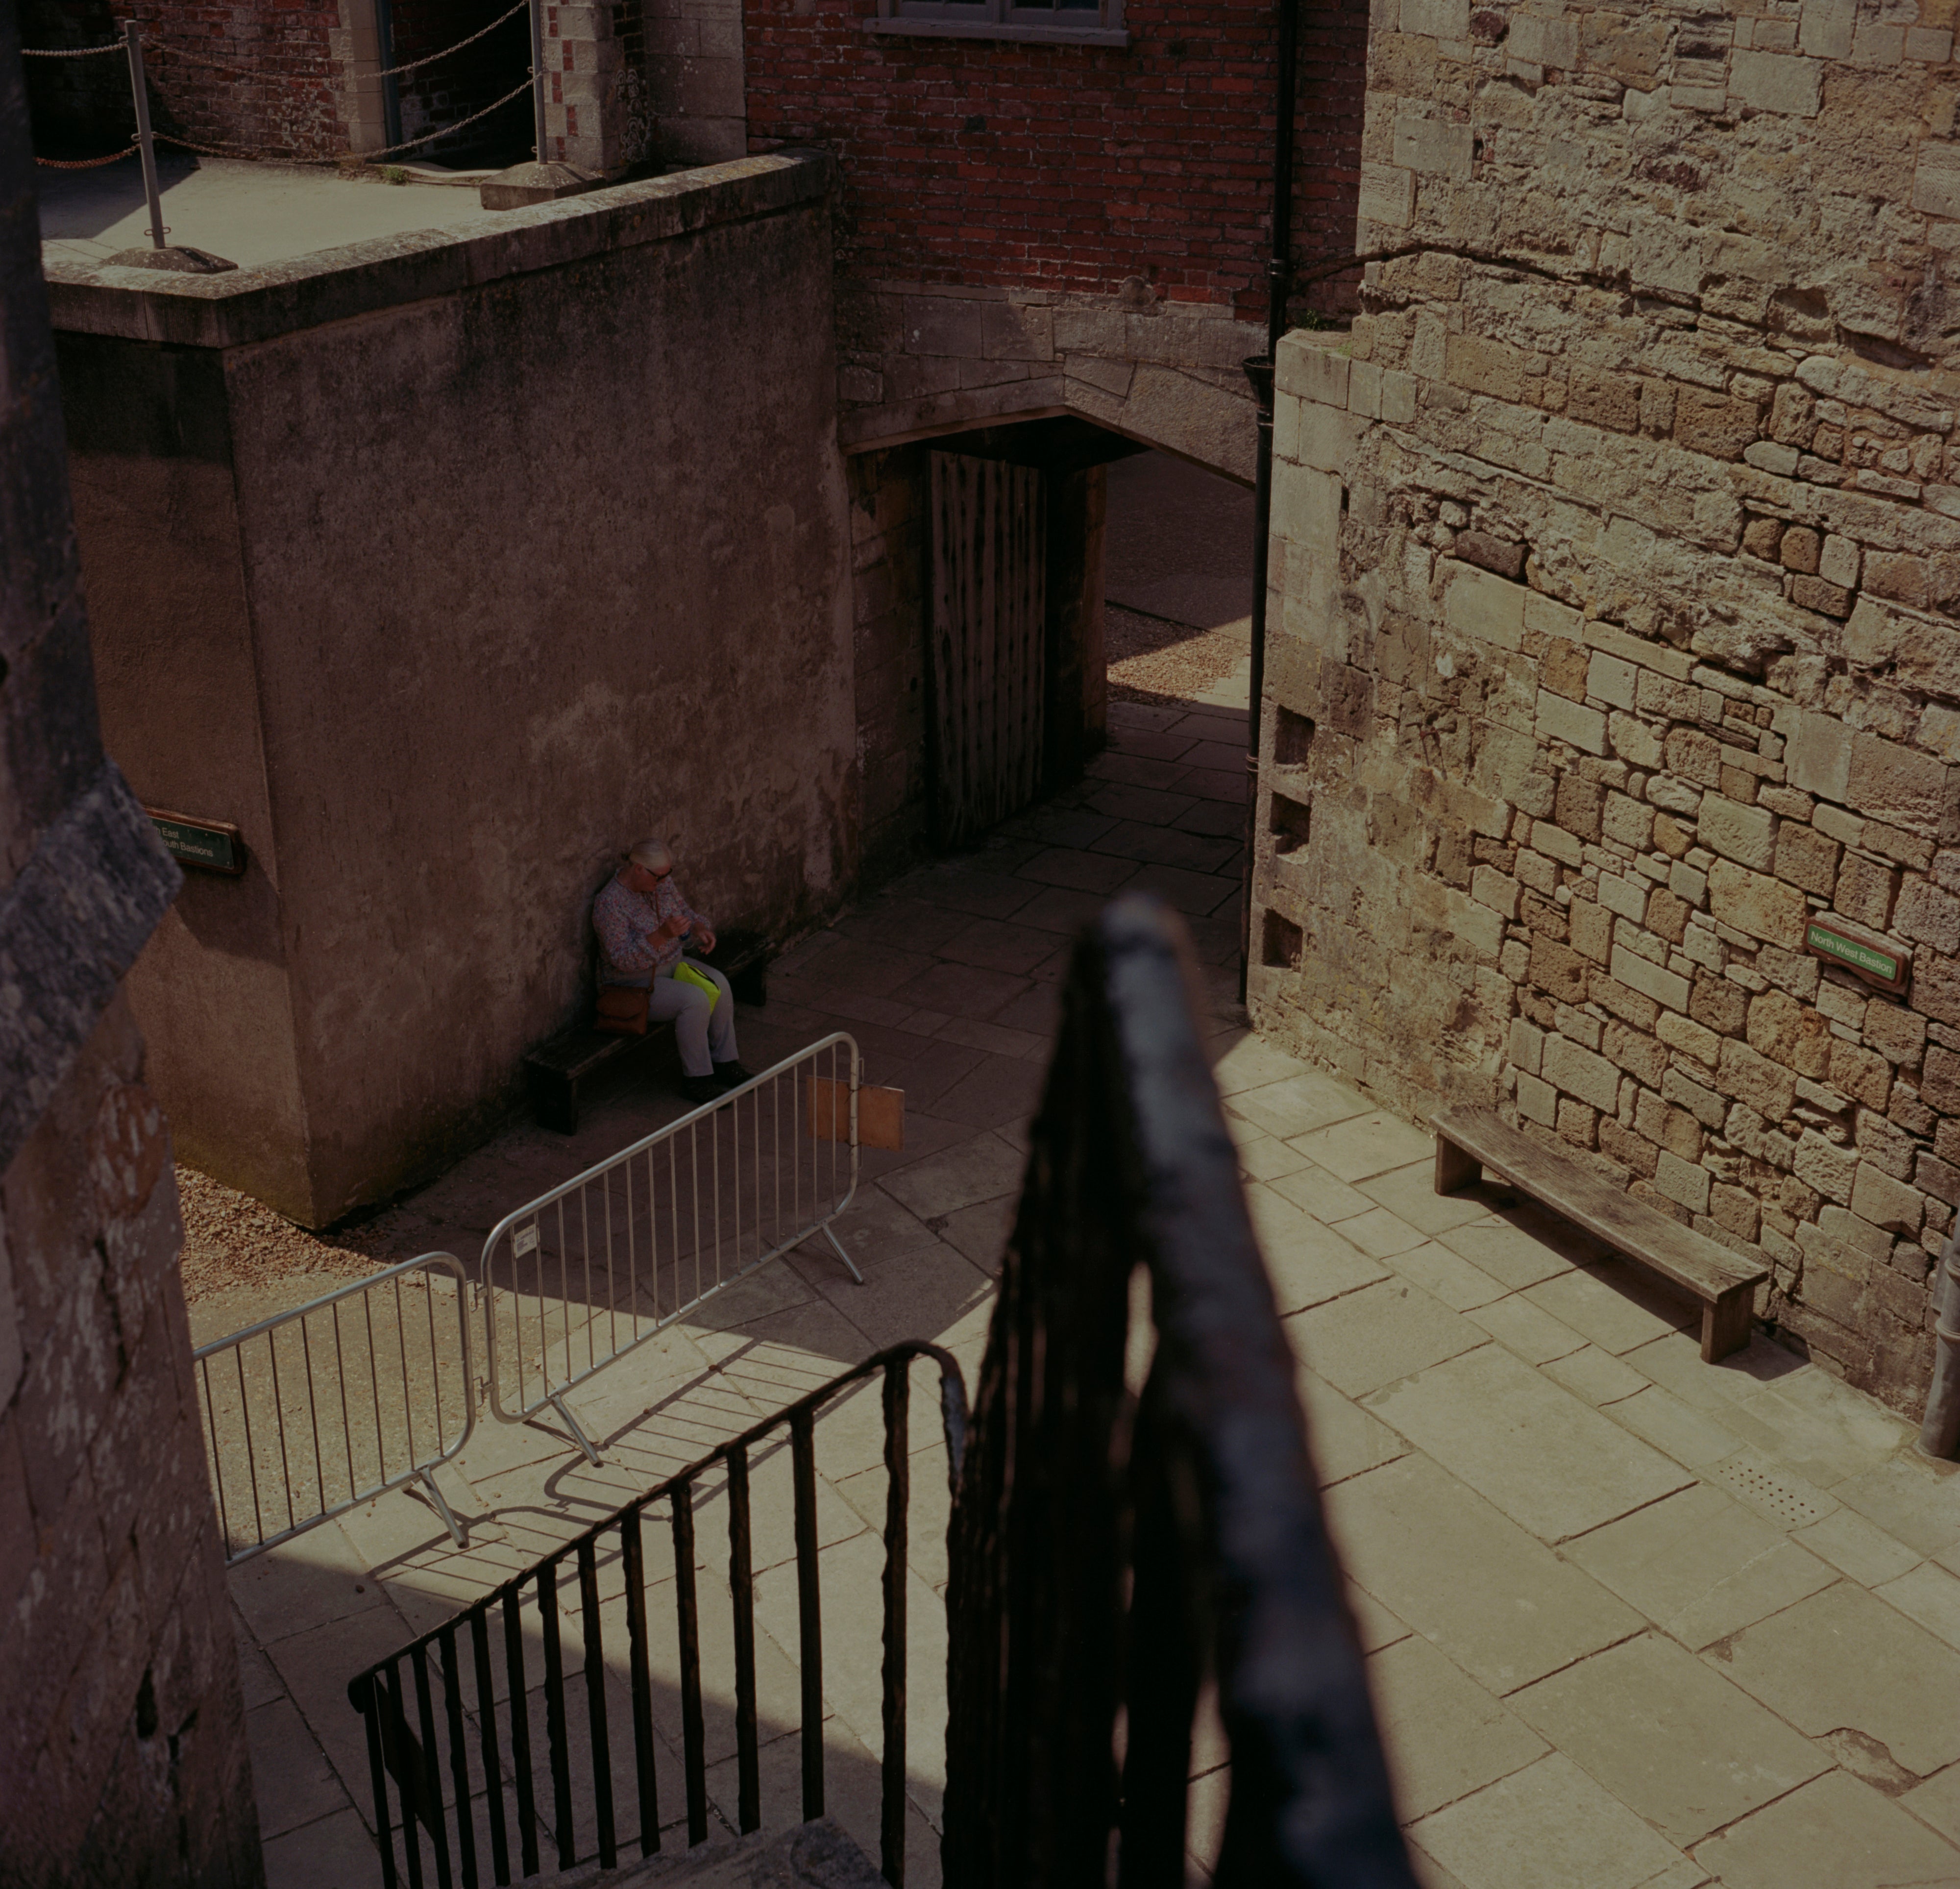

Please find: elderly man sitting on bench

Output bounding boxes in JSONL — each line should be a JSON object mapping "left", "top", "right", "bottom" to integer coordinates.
{"left": 593, "top": 838, "right": 753, "bottom": 1104}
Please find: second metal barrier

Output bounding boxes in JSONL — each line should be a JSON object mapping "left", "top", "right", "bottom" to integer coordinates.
{"left": 481, "top": 1032, "right": 865, "bottom": 1462}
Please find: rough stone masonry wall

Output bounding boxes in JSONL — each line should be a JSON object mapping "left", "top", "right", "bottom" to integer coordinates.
{"left": 1249, "top": 0, "right": 1960, "bottom": 1411}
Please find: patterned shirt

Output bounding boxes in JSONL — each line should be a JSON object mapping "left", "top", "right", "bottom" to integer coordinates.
{"left": 592, "top": 873, "right": 709, "bottom": 980}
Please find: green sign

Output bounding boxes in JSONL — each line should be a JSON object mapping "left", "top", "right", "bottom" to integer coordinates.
{"left": 149, "top": 810, "right": 245, "bottom": 876}
{"left": 1805, "top": 920, "right": 1906, "bottom": 987}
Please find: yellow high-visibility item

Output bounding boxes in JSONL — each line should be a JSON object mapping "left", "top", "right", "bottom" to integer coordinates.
{"left": 672, "top": 960, "right": 719, "bottom": 1011}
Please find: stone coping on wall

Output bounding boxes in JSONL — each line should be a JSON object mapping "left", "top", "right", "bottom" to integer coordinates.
{"left": 41, "top": 152, "right": 832, "bottom": 350}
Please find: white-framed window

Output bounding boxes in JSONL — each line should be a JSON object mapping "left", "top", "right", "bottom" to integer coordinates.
{"left": 866, "top": 0, "right": 1128, "bottom": 49}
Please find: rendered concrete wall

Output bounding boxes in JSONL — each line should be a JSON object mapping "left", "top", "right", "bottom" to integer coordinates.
{"left": 52, "top": 155, "right": 855, "bottom": 1227}
{"left": 1250, "top": 3, "right": 1960, "bottom": 1411}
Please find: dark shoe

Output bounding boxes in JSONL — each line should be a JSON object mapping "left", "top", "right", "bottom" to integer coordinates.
{"left": 713, "top": 1060, "right": 755, "bottom": 1085}
{"left": 681, "top": 1075, "right": 730, "bottom": 1106}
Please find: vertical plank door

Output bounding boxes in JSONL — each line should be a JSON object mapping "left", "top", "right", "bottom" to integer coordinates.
{"left": 928, "top": 452, "right": 1048, "bottom": 849}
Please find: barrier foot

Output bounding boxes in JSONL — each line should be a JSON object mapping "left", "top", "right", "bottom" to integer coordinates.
{"left": 822, "top": 1223, "right": 865, "bottom": 1286}
{"left": 550, "top": 1392, "right": 603, "bottom": 1466}
{"left": 417, "top": 1471, "right": 468, "bottom": 1550}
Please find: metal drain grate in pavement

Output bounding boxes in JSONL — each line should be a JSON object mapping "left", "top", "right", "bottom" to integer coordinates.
{"left": 1704, "top": 1451, "right": 1828, "bottom": 1527}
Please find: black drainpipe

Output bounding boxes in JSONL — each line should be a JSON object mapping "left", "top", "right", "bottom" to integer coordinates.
{"left": 1239, "top": 0, "right": 1299, "bottom": 1002}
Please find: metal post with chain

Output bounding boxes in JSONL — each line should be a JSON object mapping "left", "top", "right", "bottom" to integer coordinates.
{"left": 122, "top": 19, "right": 165, "bottom": 248}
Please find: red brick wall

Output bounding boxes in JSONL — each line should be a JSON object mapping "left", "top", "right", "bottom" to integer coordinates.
{"left": 21, "top": 0, "right": 343, "bottom": 162}
{"left": 743, "top": 0, "right": 1370, "bottom": 322}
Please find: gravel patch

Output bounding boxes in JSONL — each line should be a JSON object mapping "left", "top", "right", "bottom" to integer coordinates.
{"left": 1106, "top": 603, "right": 1245, "bottom": 706}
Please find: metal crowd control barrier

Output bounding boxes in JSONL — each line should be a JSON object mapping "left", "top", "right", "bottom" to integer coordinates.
{"left": 194, "top": 1252, "right": 476, "bottom": 1566}
{"left": 482, "top": 1032, "right": 865, "bottom": 1464}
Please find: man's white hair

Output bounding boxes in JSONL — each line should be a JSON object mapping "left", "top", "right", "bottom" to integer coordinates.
{"left": 628, "top": 838, "right": 673, "bottom": 873}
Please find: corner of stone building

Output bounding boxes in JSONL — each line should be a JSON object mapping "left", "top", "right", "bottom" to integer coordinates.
{"left": 1248, "top": 0, "right": 1960, "bottom": 1416}
{"left": 0, "top": 994, "right": 263, "bottom": 1888}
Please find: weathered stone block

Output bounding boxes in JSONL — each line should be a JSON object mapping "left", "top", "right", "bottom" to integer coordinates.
{"left": 1611, "top": 943, "right": 1691, "bottom": 1011}
{"left": 1517, "top": 1070, "right": 1558, "bottom": 1124}
{"left": 1445, "top": 332, "right": 1534, "bottom": 403}
{"left": 1913, "top": 954, "right": 1960, "bottom": 1027}
{"left": 902, "top": 295, "right": 983, "bottom": 356}
{"left": 1555, "top": 773, "right": 1604, "bottom": 843}
{"left": 1538, "top": 690, "right": 1607, "bottom": 754}
{"left": 1543, "top": 638, "right": 1592, "bottom": 701}
{"left": 1666, "top": 1064, "right": 1730, "bottom": 1128}
{"left": 1729, "top": 49, "right": 1822, "bottom": 115}
{"left": 1656, "top": 1149, "right": 1714, "bottom": 1212}
{"left": 1717, "top": 1037, "right": 1799, "bottom": 1119}
{"left": 1443, "top": 564, "right": 1527, "bottom": 652}
{"left": 1586, "top": 651, "right": 1638, "bottom": 711}
{"left": 1708, "top": 858, "right": 1809, "bottom": 948}
{"left": 1831, "top": 1039, "right": 1893, "bottom": 1110}
{"left": 1834, "top": 853, "right": 1900, "bottom": 930}
{"left": 1601, "top": 1118, "right": 1661, "bottom": 1178}
{"left": 1568, "top": 368, "right": 1641, "bottom": 433}
{"left": 1544, "top": 1032, "right": 1623, "bottom": 1112}
{"left": 1865, "top": 998, "right": 1927, "bottom": 1067}
{"left": 1666, "top": 727, "right": 1724, "bottom": 789}
{"left": 1917, "top": 1149, "right": 1960, "bottom": 1206}
{"left": 1795, "top": 1128, "right": 1858, "bottom": 1204}
{"left": 1783, "top": 710, "right": 1852, "bottom": 799}
{"left": 1895, "top": 876, "right": 1960, "bottom": 954}
{"left": 1850, "top": 1161, "right": 1923, "bottom": 1234}
{"left": 1674, "top": 387, "right": 1762, "bottom": 459}
{"left": 1603, "top": 791, "right": 1654, "bottom": 851}
{"left": 1821, "top": 533, "right": 1862, "bottom": 589}
{"left": 1748, "top": 987, "right": 1831, "bottom": 1078}
{"left": 1697, "top": 794, "right": 1777, "bottom": 870}
{"left": 1472, "top": 864, "right": 1520, "bottom": 919}
{"left": 1742, "top": 516, "right": 1786, "bottom": 561}
{"left": 1393, "top": 109, "right": 1474, "bottom": 179}
{"left": 1789, "top": 575, "right": 1854, "bottom": 618}
{"left": 1279, "top": 334, "right": 1349, "bottom": 408}
{"left": 1646, "top": 887, "right": 1691, "bottom": 944}
{"left": 1659, "top": 1008, "right": 1722, "bottom": 1065}
{"left": 1358, "top": 162, "right": 1415, "bottom": 230}
{"left": 1775, "top": 821, "right": 1840, "bottom": 897}
{"left": 1569, "top": 896, "right": 1614, "bottom": 963}
{"left": 1864, "top": 551, "right": 1930, "bottom": 609}
{"left": 1781, "top": 525, "right": 1822, "bottom": 574}
{"left": 1531, "top": 935, "right": 1592, "bottom": 1003}
{"left": 1608, "top": 712, "right": 1664, "bottom": 769}
{"left": 1600, "top": 874, "right": 1647, "bottom": 922}
{"left": 1509, "top": 1017, "right": 1545, "bottom": 1075}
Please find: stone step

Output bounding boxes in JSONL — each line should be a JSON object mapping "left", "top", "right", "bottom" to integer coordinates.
{"left": 514, "top": 1818, "right": 884, "bottom": 1889}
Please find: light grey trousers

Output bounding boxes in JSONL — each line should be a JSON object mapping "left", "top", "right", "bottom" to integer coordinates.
{"left": 606, "top": 960, "right": 737, "bottom": 1077}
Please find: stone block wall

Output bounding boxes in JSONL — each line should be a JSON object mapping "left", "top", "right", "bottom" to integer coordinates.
{"left": 836, "top": 278, "right": 1261, "bottom": 479}
{"left": 1249, "top": 0, "right": 1960, "bottom": 1411}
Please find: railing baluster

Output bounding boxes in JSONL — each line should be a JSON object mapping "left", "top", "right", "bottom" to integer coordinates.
{"left": 267, "top": 1326, "right": 297, "bottom": 1534}
{"left": 503, "top": 1591, "right": 539, "bottom": 1880}
{"left": 332, "top": 1299, "right": 357, "bottom": 1508}
{"left": 440, "top": 1630, "right": 480, "bottom": 1889}
{"left": 727, "top": 1444, "right": 760, "bottom": 1834}
{"left": 386, "top": 1661, "right": 427, "bottom": 1889}
{"left": 672, "top": 1482, "right": 710, "bottom": 1847}
{"left": 356, "top": 1674, "right": 400, "bottom": 1889}
{"left": 538, "top": 1559, "right": 576, "bottom": 1867}
{"left": 880, "top": 1360, "right": 910, "bottom": 1887}
{"left": 396, "top": 1277, "right": 418, "bottom": 1476}
{"left": 469, "top": 1610, "right": 510, "bottom": 1886}
{"left": 621, "top": 1508, "right": 661, "bottom": 1855}
{"left": 411, "top": 1645, "right": 455, "bottom": 1889}
{"left": 792, "top": 1405, "right": 825, "bottom": 1820}
{"left": 578, "top": 1536, "right": 617, "bottom": 1868}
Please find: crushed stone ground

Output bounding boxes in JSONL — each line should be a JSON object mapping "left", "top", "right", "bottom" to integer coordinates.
{"left": 1105, "top": 603, "right": 1245, "bottom": 706}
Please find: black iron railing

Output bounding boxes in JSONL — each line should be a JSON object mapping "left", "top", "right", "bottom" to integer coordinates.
{"left": 346, "top": 1340, "right": 968, "bottom": 1888}
{"left": 942, "top": 895, "right": 1418, "bottom": 1887}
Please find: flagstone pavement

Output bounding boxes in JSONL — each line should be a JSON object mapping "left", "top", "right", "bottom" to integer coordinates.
{"left": 221, "top": 692, "right": 1960, "bottom": 1889}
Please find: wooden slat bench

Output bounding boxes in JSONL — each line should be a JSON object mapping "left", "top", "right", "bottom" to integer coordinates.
{"left": 1432, "top": 1104, "right": 1768, "bottom": 1364}
{"left": 523, "top": 932, "right": 771, "bottom": 1135}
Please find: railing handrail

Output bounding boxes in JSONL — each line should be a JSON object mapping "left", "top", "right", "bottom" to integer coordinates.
{"left": 480, "top": 1030, "right": 865, "bottom": 1451}
{"left": 194, "top": 1250, "right": 475, "bottom": 1565}
{"left": 347, "top": 1336, "right": 966, "bottom": 1692}
{"left": 191, "top": 1248, "right": 469, "bottom": 1362}
{"left": 479, "top": 1030, "right": 861, "bottom": 1258}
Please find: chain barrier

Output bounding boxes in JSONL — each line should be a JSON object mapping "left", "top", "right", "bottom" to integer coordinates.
{"left": 24, "top": 7, "right": 535, "bottom": 166}
{"left": 33, "top": 146, "right": 141, "bottom": 169}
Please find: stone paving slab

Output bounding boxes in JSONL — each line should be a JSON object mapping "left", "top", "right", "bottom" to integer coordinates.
{"left": 214, "top": 686, "right": 1960, "bottom": 1888}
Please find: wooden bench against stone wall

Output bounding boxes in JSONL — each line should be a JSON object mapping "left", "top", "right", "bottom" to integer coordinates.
{"left": 1434, "top": 1104, "right": 1768, "bottom": 1365}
